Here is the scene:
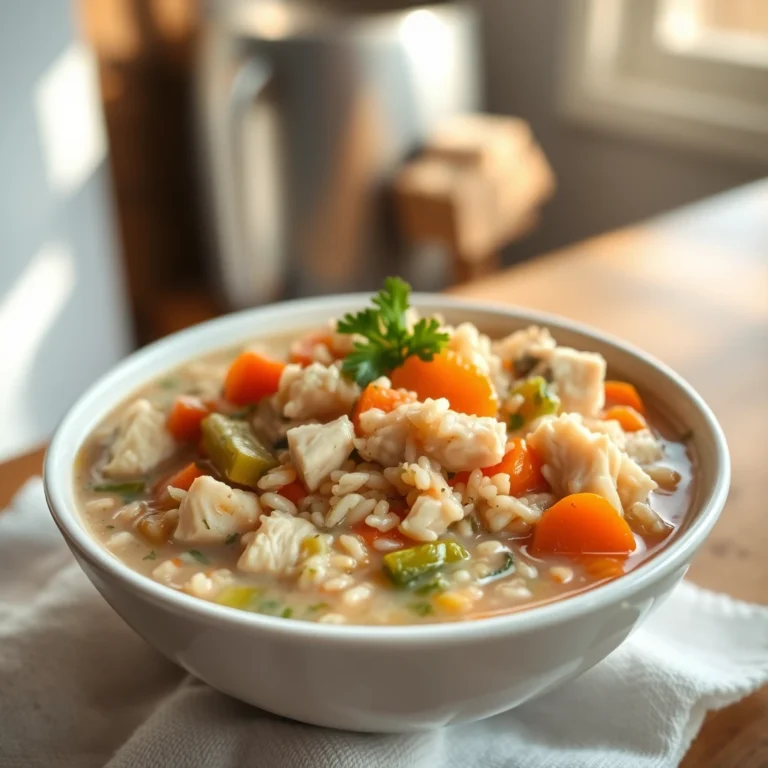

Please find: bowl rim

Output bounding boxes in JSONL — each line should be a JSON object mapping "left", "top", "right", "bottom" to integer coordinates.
{"left": 44, "top": 292, "right": 730, "bottom": 646}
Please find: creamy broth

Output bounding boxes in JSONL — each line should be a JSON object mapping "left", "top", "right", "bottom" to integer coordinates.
{"left": 76, "top": 302, "right": 694, "bottom": 626}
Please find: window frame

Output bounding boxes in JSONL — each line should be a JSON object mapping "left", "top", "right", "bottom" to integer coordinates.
{"left": 558, "top": 0, "right": 768, "bottom": 165}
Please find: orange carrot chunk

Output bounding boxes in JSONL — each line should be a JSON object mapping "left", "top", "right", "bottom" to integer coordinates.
{"left": 603, "top": 405, "right": 647, "bottom": 432}
{"left": 481, "top": 437, "right": 549, "bottom": 496}
{"left": 531, "top": 492, "right": 636, "bottom": 556}
{"left": 449, "top": 439, "right": 548, "bottom": 494}
{"left": 167, "top": 396, "right": 211, "bottom": 442}
{"left": 160, "top": 462, "right": 206, "bottom": 493}
{"left": 390, "top": 350, "right": 497, "bottom": 417}
{"left": 278, "top": 479, "right": 307, "bottom": 506}
{"left": 224, "top": 351, "right": 285, "bottom": 405}
{"left": 351, "top": 384, "right": 416, "bottom": 434}
{"left": 153, "top": 462, "right": 207, "bottom": 510}
{"left": 581, "top": 555, "right": 627, "bottom": 580}
{"left": 604, "top": 380, "right": 645, "bottom": 414}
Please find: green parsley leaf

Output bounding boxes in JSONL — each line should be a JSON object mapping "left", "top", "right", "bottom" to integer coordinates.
{"left": 186, "top": 549, "right": 209, "bottom": 565}
{"left": 336, "top": 277, "right": 449, "bottom": 386}
{"left": 483, "top": 551, "right": 515, "bottom": 582}
{"left": 307, "top": 602, "right": 329, "bottom": 613}
{"left": 281, "top": 607, "right": 294, "bottom": 619}
{"left": 143, "top": 550, "right": 157, "bottom": 561}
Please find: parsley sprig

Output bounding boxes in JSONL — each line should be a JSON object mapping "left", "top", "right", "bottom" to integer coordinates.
{"left": 336, "top": 277, "right": 449, "bottom": 387}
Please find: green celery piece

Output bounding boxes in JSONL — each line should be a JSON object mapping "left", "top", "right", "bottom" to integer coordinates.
{"left": 444, "top": 540, "right": 470, "bottom": 563}
{"left": 216, "top": 586, "right": 262, "bottom": 610}
{"left": 92, "top": 481, "right": 145, "bottom": 495}
{"left": 201, "top": 413, "right": 278, "bottom": 488}
{"left": 511, "top": 376, "right": 560, "bottom": 425}
{"left": 383, "top": 540, "right": 469, "bottom": 587}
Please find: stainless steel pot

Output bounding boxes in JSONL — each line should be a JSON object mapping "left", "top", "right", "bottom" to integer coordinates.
{"left": 196, "top": 0, "right": 480, "bottom": 308}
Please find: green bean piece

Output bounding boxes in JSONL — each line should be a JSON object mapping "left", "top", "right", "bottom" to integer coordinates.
{"left": 201, "top": 413, "right": 278, "bottom": 488}
{"left": 510, "top": 376, "right": 560, "bottom": 426}
{"left": 92, "top": 481, "right": 146, "bottom": 495}
{"left": 383, "top": 540, "right": 469, "bottom": 587}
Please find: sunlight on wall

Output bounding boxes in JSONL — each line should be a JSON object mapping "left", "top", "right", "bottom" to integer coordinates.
{"left": 34, "top": 42, "right": 107, "bottom": 197}
{"left": 0, "top": 242, "right": 76, "bottom": 460}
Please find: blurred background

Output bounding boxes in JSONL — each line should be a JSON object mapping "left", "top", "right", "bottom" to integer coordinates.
{"left": 2, "top": 0, "right": 767, "bottom": 460}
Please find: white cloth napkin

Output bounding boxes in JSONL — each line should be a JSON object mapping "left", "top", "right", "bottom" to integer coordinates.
{"left": 2, "top": 479, "right": 767, "bottom": 768}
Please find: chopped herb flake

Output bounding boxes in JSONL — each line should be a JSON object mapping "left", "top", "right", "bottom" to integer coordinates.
{"left": 106, "top": 525, "right": 115, "bottom": 530}
{"left": 484, "top": 551, "right": 515, "bottom": 581}
{"left": 281, "top": 607, "right": 294, "bottom": 619}
{"left": 408, "top": 601, "right": 434, "bottom": 617}
{"left": 143, "top": 550, "right": 157, "bottom": 561}
{"left": 258, "top": 599, "right": 281, "bottom": 615}
{"left": 203, "top": 519, "right": 210, "bottom": 530}
{"left": 186, "top": 549, "right": 209, "bottom": 565}
{"left": 508, "top": 413, "right": 525, "bottom": 431}
{"left": 307, "top": 602, "right": 329, "bottom": 613}
{"left": 225, "top": 533, "right": 239, "bottom": 545}
{"left": 159, "top": 377, "right": 179, "bottom": 390}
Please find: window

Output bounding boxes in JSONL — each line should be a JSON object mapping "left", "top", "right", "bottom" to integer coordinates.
{"left": 559, "top": 0, "right": 768, "bottom": 164}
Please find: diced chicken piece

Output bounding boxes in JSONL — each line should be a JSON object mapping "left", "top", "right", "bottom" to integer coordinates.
{"left": 238, "top": 512, "right": 318, "bottom": 575}
{"left": 174, "top": 476, "right": 261, "bottom": 543}
{"left": 492, "top": 325, "right": 556, "bottom": 368}
{"left": 287, "top": 415, "right": 355, "bottom": 491}
{"left": 446, "top": 322, "right": 506, "bottom": 394}
{"left": 356, "top": 398, "right": 506, "bottom": 472}
{"left": 103, "top": 399, "right": 176, "bottom": 478}
{"left": 583, "top": 417, "right": 664, "bottom": 466}
{"left": 400, "top": 494, "right": 465, "bottom": 542}
{"left": 528, "top": 414, "right": 657, "bottom": 514}
{"left": 582, "top": 416, "right": 627, "bottom": 449}
{"left": 276, "top": 362, "right": 360, "bottom": 422}
{"left": 547, "top": 347, "right": 606, "bottom": 416}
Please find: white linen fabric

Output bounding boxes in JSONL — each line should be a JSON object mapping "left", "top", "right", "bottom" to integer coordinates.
{"left": 2, "top": 479, "right": 766, "bottom": 768}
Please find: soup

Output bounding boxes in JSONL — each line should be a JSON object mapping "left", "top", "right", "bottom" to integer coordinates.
{"left": 76, "top": 279, "right": 693, "bottom": 625}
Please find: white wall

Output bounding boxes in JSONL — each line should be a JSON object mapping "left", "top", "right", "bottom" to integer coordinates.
{"left": 477, "top": 0, "right": 764, "bottom": 262}
{"left": 0, "top": 3, "right": 132, "bottom": 460}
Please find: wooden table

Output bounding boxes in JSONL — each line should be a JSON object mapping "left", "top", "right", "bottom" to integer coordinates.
{"left": 2, "top": 180, "right": 766, "bottom": 766}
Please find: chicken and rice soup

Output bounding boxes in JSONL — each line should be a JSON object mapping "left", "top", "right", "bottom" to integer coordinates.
{"left": 76, "top": 279, "right": 693, "bottom": 625}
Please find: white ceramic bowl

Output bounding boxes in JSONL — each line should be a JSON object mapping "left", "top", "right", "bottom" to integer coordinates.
{"left": 44, "top": 295, "right": 729, "bottom": 732}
